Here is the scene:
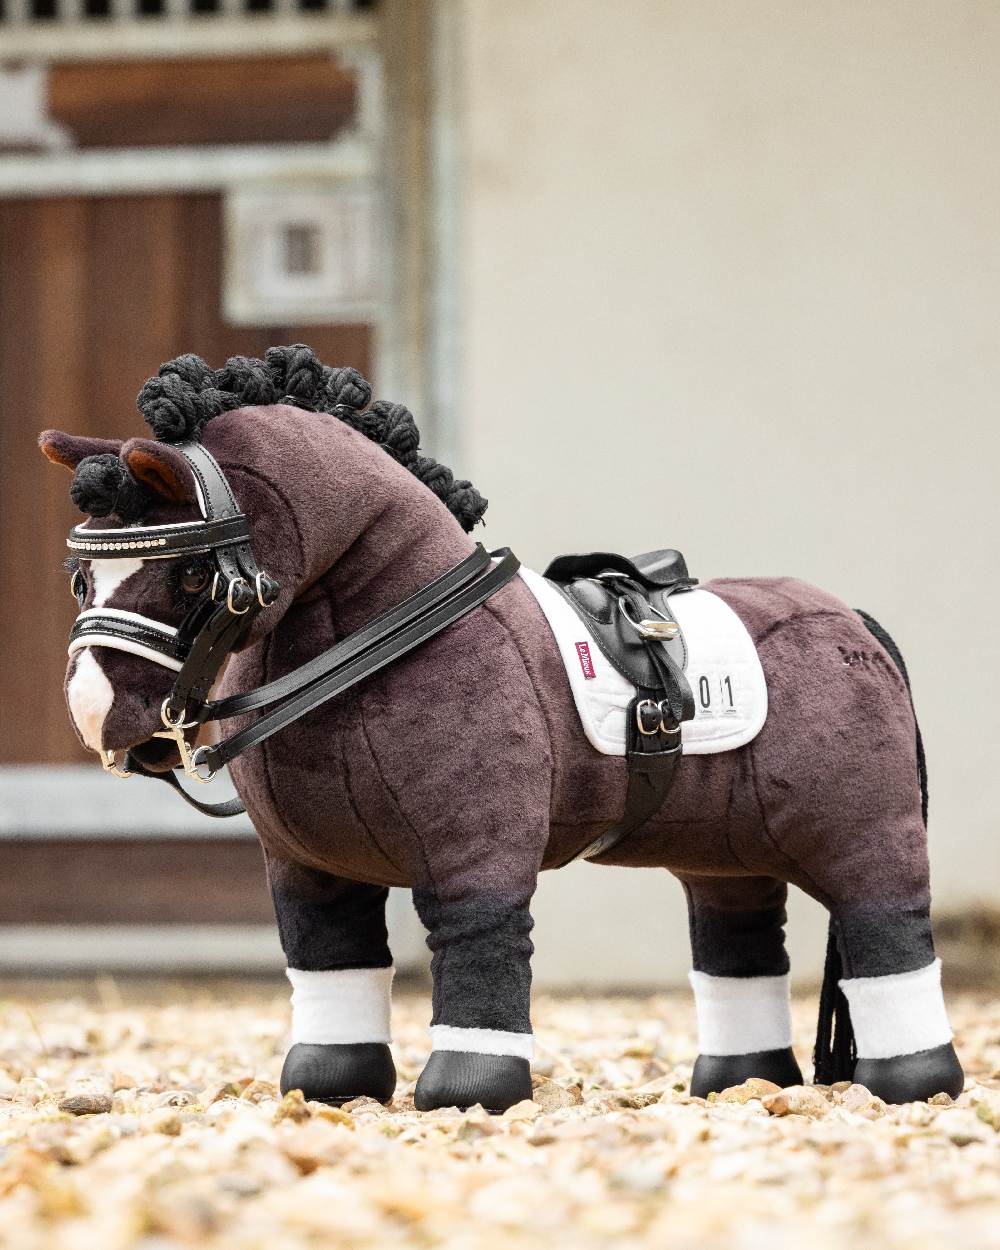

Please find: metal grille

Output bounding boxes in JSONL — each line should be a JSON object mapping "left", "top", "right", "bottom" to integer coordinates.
{"left": 0, "top": 0, "right": 373, "bottom": 23}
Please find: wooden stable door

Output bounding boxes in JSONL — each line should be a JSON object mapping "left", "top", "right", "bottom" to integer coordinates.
{"left": 0, "top": 193, "right": 371, "bottom": 765}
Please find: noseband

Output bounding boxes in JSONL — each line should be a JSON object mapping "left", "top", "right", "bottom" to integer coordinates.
{"left": 66, "top": 441, "right": 519, "bottom": 815}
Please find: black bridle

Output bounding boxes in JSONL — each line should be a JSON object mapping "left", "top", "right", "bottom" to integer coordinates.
{"left": 67, "top": 441, "right": 519, "bottom": 817}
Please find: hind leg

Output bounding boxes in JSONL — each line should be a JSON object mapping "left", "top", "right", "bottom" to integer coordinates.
{"left": 830, "top": 906, "right": 963, "bottom": 1101}
{"left": 680, "top": 873, "right": 803, "bottom": 1097}
{"left": 746, "top": 603, "right": 964, "bottom": 1102}
{"left": 267, "top": 853, "right": 397, "bottom": 1105}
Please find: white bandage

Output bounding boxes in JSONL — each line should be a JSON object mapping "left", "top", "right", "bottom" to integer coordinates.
{"left": 287, "top": 966, "right": 394, "bottom": 1045}
{"left": 689, "top": 971, "right": 793, "bottom": 1055}
{"left": 429, "top": 1025, "right": 534, "bottom": 1060}
{"left": 839, "top": 959, "right": 952, "bottom": 1059}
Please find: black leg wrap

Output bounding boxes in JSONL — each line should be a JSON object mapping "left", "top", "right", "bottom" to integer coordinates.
{"left": 690, "top": 1048, "right": 803, "bottom": 1098}
{"left": 412, "top": 891, "right": 534, "bottom": 1033}
{"left": 280, "top": 1042, "right": 397, "bottom": 1106}
{"left": 268, "top": 860, "right": 392, "bottom": 972}
{"left": 852, "top": 1042, "right": 964, "bottom": 1104}
{"left": 414, "top": 1051, "right": 532, "bottom": 1114}
{"left": 835, "top": 907, "right": 934, "bottom": 979}
{"left": 689, "top": 903, "right": 791, "bottom": 979}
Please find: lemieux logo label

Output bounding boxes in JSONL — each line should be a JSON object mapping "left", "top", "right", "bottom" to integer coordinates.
{"left": 575, "top": 641, "right": 597, "bottom": 680}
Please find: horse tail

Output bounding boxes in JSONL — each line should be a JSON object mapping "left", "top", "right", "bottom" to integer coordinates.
{"left": 813, "top": 927, "right": 856, "bottom": 1085}
{"left": 813, "top": 608, "right": 926, "bottom": 1085}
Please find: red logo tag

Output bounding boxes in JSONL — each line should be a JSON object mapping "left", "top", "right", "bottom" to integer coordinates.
{"left": 575, "top": 641, "right": 596, "bottom": 680}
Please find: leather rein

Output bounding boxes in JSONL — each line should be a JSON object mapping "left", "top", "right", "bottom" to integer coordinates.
{"left": 66, "top": 440, "right": 520, "bottom": 818}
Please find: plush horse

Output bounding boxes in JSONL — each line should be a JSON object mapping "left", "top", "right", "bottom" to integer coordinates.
{"left": 41, "top": 345, "right": 963, "bottom": 1112}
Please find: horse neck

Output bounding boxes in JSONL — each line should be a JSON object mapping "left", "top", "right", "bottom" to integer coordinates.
{"left": 209, "top": 405, "right": 477, "bottom": 639}
{"left": 315, "top": 486, "right": 478, "bottom": 637}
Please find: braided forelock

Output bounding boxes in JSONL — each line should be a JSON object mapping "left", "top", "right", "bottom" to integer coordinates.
{"left": 70, "top": 453, "right": 155, "bottom": 521}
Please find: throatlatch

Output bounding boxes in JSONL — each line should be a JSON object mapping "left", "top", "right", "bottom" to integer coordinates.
{"left": 543, "top": 549, "right": 697, "bottom": 860}
{"left": 66, "top": 440, "right": 520, "bottom": 816}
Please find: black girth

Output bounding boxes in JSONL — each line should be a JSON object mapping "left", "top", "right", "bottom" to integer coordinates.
{"left": 66, "top": 440, "right": 520, "bottom": 818}
{"left": 543, "top": 549, "right": 697, "bottom": 862}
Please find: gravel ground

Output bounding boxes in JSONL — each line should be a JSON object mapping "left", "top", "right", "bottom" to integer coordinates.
{"left": 1, "top": 982, "right": 999, "bottom": 1250}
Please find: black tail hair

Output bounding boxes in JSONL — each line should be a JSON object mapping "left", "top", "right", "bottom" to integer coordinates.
{"left": 812, "top": 609, "right": 928, "bottom": 1084}
{"left": 813, "top": 927, "right": 857, "bottom": 1084}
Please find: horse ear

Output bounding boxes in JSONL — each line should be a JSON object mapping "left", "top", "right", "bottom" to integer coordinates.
{"left": 121, "top": 438, "right": 197, "bottom": 505}
{"left": 39, "top": 430, "right": 122, "bottom": 470}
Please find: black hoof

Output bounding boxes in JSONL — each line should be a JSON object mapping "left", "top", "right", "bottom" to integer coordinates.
{"left": 413, "top": 1051, "right": 532, "bottom": 1113}
{"left": 852, "top": 1041, "right": 964, "bottom": 1104}
{"left": 280, "top": 1042, "right": 396, "bottom": 1106}
{"left": 690, "top": 1047, "right": 803, "bottom": 1098}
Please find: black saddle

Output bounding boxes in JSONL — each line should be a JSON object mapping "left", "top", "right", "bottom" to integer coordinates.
{"left": 542, "top": 549, "right": 698, "bottom": 862}
{"left": 544, "top": 549, "right": 696, "bottom": 693}
{"left": 544, "top": 548, "right": 693, "bottom": 592}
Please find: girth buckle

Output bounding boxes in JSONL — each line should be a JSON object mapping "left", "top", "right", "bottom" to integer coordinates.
{"left": 636, "top": 698, "right": 681, "bottom": 737}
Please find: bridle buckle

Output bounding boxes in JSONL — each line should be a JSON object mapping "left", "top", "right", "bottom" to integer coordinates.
{"left": 99, "top": 748, "right": 132, "bottom": 779}
{"left": 226, "top": 578, "right": 252, "bottom": 615}
{"left": 151, "top": 697, "right": 213, "bottom": 784}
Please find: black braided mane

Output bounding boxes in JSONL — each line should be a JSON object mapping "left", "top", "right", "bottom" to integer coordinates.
{"left": 129, "top": 343, "right": 487, "bottom": 532}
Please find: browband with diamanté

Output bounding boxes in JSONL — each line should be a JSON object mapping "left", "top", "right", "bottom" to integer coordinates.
{"left": 68, "top": 515, "right": 252, "bottom": 559}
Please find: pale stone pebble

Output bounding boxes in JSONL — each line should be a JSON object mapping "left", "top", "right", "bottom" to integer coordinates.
{"left": 272, "top": 1088, "right": 310, "bottom": 1124}
{"left": 0, "top": 986, "right": 999, "bottom": 1249}
{"left": 58, "top": 1074, "right": 113, "bottom": 1116}
{"left": 717, "top": 1077, "right": 781, "bottom": 1104}
{"left": 143, "top": 1106, "right": 184, "bottom": 1136}
{"left": 532, "top": 1077, "right": 583, "bottom": 1111}
{"left": 834, "top": 1083, "right": 888, "bottom": 1119}
{"left": 502, "top": 1098, "right": 541, "bottom": 1122}
{"left": 761, "top": 1084, "right": 831, "bottom": 1119}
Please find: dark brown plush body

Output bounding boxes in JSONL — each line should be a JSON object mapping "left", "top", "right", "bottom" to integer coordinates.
{"left": 50, "top": 400, "right": 945, "bottom": 1105}
{"left": 182, "top": 412, "right": 927, "bottom": 930}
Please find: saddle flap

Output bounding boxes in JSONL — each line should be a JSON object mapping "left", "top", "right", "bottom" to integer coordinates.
{"left": 543, "top": 548, "right": 693, "bottom": 591}
{"left": 555, "top": 578, "right": 687, "bottom": 691}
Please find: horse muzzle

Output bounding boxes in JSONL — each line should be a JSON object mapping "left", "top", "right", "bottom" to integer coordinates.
{"left": 99, "top": 698, "right": 214, "bottom": 785}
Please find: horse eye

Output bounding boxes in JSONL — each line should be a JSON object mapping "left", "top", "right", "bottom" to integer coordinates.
{"left": 180, "top": 565, "right": 211, "bottom": 594}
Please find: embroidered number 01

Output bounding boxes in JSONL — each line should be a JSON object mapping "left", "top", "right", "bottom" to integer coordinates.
{"left": 696, "top": 673, "right": 737, "bottom": 716}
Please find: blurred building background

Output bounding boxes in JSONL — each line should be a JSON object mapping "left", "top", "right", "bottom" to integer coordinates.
{"left": 1, "top": 1, "right": 998, "bottom": 986}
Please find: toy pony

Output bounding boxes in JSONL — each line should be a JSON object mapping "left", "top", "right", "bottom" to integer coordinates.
{"left": 41, "top": 344, "right": 963, "bottom": 1112}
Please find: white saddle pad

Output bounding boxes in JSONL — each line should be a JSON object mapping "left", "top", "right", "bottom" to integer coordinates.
{"left": 519, "top": 567, "right": 767, "bottom": 756}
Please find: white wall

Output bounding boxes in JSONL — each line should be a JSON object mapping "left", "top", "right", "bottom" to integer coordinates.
{"left": 452, "top": 1, "right": 1000, "bottom": 980}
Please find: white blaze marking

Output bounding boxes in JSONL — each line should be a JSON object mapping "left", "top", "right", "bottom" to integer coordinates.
{"left": 91, "top": 558, "right": 144, "bottom": 607}
{"left": 66, "top": 650, "right": 116, "bottom": 751}
{"left": 66, "top": 557, "right": 145, "bottom": 747}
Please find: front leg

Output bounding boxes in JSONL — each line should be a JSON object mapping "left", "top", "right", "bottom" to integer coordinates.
{"left": 412, "top": 889, "right": 535, "bottom": 1113}
{"left": 267, "top": 855, "right": 397, "bottom": 1105}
